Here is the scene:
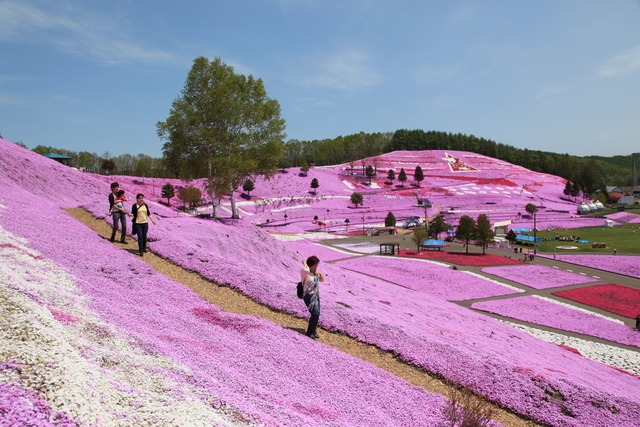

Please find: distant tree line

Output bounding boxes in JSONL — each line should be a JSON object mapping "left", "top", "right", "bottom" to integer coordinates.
{"left": 29, "top": 145, "right": 169, "bottom": 177}
{"left": 20, "top": 130, "right": 637, "bottom": 196}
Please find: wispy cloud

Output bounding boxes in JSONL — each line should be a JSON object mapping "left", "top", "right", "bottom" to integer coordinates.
{"left": 413, "top": 64, "right": 464, "bottom": 85}
{"left": 0, "top": 0, "right": 175, "bottom": 65}
{"left": 301, "top": 49, "right": 382, "bottom": 91}
{"left": 534, "top": 86, "right": 566, "bottom": 100}
{"left": 0, "top": 93, "right": 25, "bottom": 105}
{"left": 598, "top": 45, "right": 640, "bottom": 78}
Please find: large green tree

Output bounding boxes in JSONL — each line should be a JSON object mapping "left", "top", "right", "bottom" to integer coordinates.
{"left": 474, "top": 214, "right": 495, "bottom": 254}
{"left": 414, "top": 165, "right": 424, "bottom": 186}
{"left": 427, "top": 215, "right": 450, "bottom": 239}
{"left": 455, "top": 215, "right": 476, "bottom": 254}
{"left": 157, "top": 56, "right": 286, "bottom": 219}
{"left": 398, "top": 168, "right": 407, "bottom": 187}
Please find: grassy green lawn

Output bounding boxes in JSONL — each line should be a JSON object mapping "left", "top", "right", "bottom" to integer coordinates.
{"left": 518, "top": 224, "right": 640, "bottom": 254}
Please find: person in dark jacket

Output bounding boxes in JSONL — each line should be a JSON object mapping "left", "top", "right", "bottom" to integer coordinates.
{"left": 108, "top": 182, "right": 127, "bottom": 243}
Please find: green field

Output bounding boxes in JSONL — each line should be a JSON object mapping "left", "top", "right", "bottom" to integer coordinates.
{"left": 519, "top": 224, "right": 640, "bottom": 254}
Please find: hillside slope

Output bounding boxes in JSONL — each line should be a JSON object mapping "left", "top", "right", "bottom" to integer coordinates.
{"left": 2, "top": 139, "right": 639, "bottom": 426}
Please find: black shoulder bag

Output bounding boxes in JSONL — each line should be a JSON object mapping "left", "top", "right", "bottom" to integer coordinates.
{"left": 296, "top": 282, "right": 303, "bottom": 299}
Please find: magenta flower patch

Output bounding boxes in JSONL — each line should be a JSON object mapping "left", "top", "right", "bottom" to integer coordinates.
{"left": 472, "top": 296, "right": 640, "bottom": 347}
{"left": 482, "top": 264, "right": 599, "bottom": 289}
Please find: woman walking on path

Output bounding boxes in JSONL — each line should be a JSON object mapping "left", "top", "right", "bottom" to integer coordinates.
{"left": 131, "top": 194, "right": 156, "bottom": 257}
{"left": 300, "top": 256, "right": 326, "bottom": 339}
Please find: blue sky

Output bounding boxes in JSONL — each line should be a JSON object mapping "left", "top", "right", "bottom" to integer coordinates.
{"left": 1, "top": 0, "right": 639, "bottom": 158}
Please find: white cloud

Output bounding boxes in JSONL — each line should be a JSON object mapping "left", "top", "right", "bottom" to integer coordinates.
{"left": 0, "top": 0, "right": 175, "bottom": 65}
{"left": 598, "top": 45, "right": 640, "bottom": 78}
{"left": 301, "top": 49, "right": 382, "bottom": 91}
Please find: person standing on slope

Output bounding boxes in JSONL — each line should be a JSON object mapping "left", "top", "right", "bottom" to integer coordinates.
{"left": 300, "top": 255, "right": 326, "bottom": 339}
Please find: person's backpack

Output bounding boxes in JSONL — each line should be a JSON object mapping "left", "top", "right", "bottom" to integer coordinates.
{"left": 296, "top": 282, "right": 303, "bottom": 299}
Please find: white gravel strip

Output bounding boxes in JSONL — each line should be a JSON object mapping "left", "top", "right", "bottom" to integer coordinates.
{"left": 0, "top": 225, "right": 240, "bottom": 425}
{"left": 502, "top": 321, "right": 640, "bottom": 376}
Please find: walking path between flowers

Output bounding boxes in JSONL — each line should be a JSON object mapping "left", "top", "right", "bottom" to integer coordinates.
{"left": 67, "top": 207, "right": 539, "bottom": 427}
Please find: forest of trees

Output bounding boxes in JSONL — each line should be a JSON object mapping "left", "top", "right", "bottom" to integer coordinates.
{"left": 18, "top": 129, "right": 638, "bottom": 196}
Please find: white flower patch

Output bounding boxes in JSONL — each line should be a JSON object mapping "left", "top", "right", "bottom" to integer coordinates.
{"left": 460, "top": 271, "right": 525, "bottom": 293}
{"left": 269, "top": 233, "right": 305, "bottom": 241}
{"left": 303, "top": 232, "right": 348, "bottom": 240}
{"left": 532, "top": 296, "right": 625, "bottom": 325}
{"left": 342, "top": 180, "right": 355, "bottom": 189}
{"left": 270, "top": 204, "right": 311, "bottom": 213}
{"left": 0, "top": 225, "right": 239, "bottom": 426}
{"left": 502, "top": 321, "right": 640, "bottom": 376}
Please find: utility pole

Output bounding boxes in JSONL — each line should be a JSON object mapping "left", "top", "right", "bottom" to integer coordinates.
{"left": 632, "top": 153, "right": 638, "bottom": 203}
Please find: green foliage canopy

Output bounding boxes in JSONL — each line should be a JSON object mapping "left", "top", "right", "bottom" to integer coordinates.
{"left": 161, "top": 183, "right": 175, "bottom": 205}
{"left": 350, "top": 192, "right": 363, "bottom": 207}
{"left": 157, "top": 56, "right": 286, "bottom": 218}
{"left": 455, "top": 215, "right": 476, "bottom": 254}
{"left": 474, "top": 214, "right": 495, "bottom": 254}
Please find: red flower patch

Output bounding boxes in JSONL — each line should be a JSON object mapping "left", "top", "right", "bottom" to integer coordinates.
{"left": 398, "top": 250, "right": 525, "bottom": 266}
{"left": 552, "top": 283, "right": 640, "bottom": 318}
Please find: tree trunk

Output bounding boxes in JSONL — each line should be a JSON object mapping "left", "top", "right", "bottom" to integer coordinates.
{"left": 207, "top": 160, "right": 219, "bottom": 219}
{"left": 229, "top": 185, "right": 239, "bottom": 219}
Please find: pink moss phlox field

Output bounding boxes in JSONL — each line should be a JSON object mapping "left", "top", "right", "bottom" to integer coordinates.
{"left": 3, "top": 138, "right": 640, "bottom": 426}
{"left": 334, "top": 256, "right": 520, "bottom": 300}
{"left": 0, "top": 142, "right": 454, "bottom": 424}
{"left": 284, "top": 239, "right": 359, "bottom": 262}
{"left": 79, "top": 205, "right": 640, "bottom": 425}
{"left": 471, "top": 296, "right": 640, "bottom": 347}
{"left": 481, "top": 265, "right": 599, "bottom": 289}
{"left": 543, "top": 254, "right": 640, "bottom": 279}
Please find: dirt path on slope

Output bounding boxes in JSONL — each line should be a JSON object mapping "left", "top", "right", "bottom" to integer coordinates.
{"left": 65, "top": 207, "right": 539, "bottom": 427}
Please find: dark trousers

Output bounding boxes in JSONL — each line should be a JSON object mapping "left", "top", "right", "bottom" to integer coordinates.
{"left": 135, "top": 222, "right": 149, "bottom": 254}
{"left": 303, "top": 294, "right": 320, "bottom": 335}
{"left": 110, "top": 212, "right": 126, "bottom": 241}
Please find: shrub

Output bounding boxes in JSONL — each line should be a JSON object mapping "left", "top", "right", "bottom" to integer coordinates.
{"left": 443, "top": 385, "right": 496, "bottom": 427}
{"left": 161, "top": 183, "right": 175, "bottom": 205}
{"left": 178, "top": 187, "right": 202, "bottom": 210}
{"left": 350, "top": 192, "right": 363, "bottom": 207}
{"left": 385, "top": 212, "right": 396, "bottom": 227}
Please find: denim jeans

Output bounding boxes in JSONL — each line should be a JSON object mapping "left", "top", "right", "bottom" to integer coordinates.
{"left": 134, "top": 222, "right": 149, "bottom": 254}
{"left": 303, "top": 293, "right": 320, "bottom": 335}
{"left": 110, "top": 212, "right": 126, "bottom": 241}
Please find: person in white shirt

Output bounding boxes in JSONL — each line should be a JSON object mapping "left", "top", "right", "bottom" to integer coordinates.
{"left": 299, "top": 255, "right": 325, "bottom": 339}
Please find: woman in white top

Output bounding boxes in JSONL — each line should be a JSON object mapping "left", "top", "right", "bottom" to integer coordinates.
{"left": 299, "top": 255, "right": 325, "bottom": 339}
